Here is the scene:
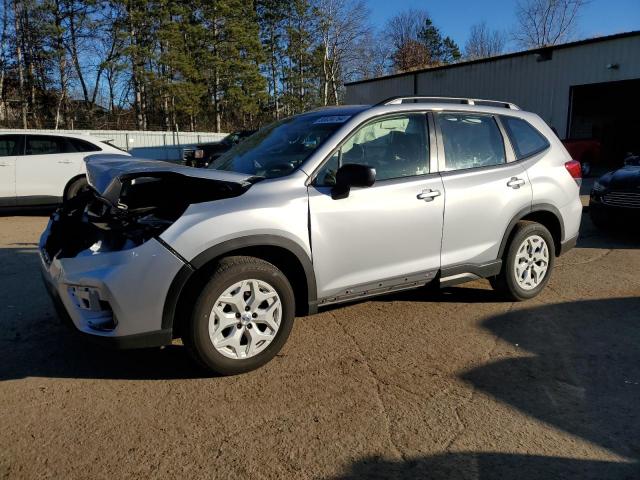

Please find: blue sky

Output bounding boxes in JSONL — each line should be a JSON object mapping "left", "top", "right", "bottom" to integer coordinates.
{"left": 366, "top": 0, "right": 640, "bottom": 50}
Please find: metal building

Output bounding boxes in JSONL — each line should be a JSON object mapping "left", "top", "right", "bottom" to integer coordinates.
{"left": 345, "top": 31, "right": 640, "bottom": 160}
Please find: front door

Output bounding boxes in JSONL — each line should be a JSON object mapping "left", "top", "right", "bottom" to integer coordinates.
{"left": 308, "top": 113, "right": 444, "bottom": 301}
{"left": 0, "top": 135, "right": 22, "bottom": 207}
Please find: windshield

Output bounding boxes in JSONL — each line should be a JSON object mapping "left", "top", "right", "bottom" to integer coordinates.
{"left": 209, "top": 113, "right": 350, "bottom": 178}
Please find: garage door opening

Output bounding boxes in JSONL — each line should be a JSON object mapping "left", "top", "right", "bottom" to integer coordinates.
{"left": 568, "top": 79, "right": 640, "bottom": 168}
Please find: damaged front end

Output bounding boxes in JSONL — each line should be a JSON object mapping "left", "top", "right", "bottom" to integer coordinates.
{"left": 39, "top": 158, "right": 259, "bottom": 343}
{"left": 43, "top": 160, "right": 256, "bottom": 262}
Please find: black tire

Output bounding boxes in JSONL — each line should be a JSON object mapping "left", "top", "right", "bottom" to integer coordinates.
{"left": 183, "top": 256, "right": 295, "bottom": 375}
{"left": 64, "top": 176, "right": 89, "bottom": 202}
{"left": 490, "top": 221, "right": 555, "bottom": 301}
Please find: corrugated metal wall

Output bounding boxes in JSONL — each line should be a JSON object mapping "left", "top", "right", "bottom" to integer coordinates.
{"left": 346, "top": 34, "right": 640, "bottom": 136}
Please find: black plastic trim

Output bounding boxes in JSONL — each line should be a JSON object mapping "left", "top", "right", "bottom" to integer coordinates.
{"left": 440, "top": 260, "right": 502, "bottom": 280}
{"left": 161, "top": 235, "right": 318, "bottom": 331}
{"left": 559, "top": 234, "right": 578, "bottom": 256}
{"left": 497, "top": 203, "right": 566, "bottom": 259}
{"left": 161, "top": 263, "right": 195, "bottom": 330}
{"left": 84, "top": 329, "right": 174, "bottom": 349}
{"left": 317, "top": 269, "right": 437, "bottom": 307}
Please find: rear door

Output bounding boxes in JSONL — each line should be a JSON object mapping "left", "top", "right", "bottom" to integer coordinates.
{"left": 436, "top": 111, "right": 532, "bottom": 269}
{"left": 308, "top": 113, "right": 444, "bottom": 301}
{"left": 0, "top": 135, "right": 22, "bottom": 206}
{"left": 16, "top": 135, "right": 84, "bottom": 204}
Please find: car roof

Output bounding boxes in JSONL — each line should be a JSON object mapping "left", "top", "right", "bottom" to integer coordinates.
{"left": 0, "top": 131, "right": 101, "bottom": 142}
{"left": 305, "top": 102, "right": 536, "bottom": 122}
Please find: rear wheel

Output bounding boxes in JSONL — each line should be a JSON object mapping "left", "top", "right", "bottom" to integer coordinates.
{"left": 183, "top": 256, "right": 295, "bottom": 375}
{"left": 64, "top": 176, "right": 89, "bottom": 202}
{"left": 490, "top": 221, "right": 555, "bottom": 301}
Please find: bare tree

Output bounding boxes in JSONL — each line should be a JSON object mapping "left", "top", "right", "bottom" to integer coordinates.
{"left": 513, "top": 0, "right": 589, "bottom": 48}
{"left": 384, "top": 8, "right": 431, "bottom": 53}
{"left": 350, "top": 30, "right": 392, "bottom": 80}
{"left": 465, "top": 22, "right": 506, "bottom": 60}
{"left": 314, "top": 0, "right": 369, "bottom": 105}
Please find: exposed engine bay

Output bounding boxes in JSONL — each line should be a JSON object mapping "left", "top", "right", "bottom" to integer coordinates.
{"left": 43, "top": 171, "right": 253, "bottom": 261}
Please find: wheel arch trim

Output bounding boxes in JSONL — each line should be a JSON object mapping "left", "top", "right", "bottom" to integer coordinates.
{"left": 161, "top": 235, "right": 317, "bottom": 331}
{"left": 497, "top": 203, "right": 565, "bottom": 259}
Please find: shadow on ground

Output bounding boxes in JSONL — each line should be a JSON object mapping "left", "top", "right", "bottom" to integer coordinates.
{"left": 335, "top": 296, "right": 640, "bottom": 479}
{"left": 461, "top": 296, "right": 640, "bottom": 460}
{"left": 0, "top": 206, "right": 55, "bottom": 217}
{"left": 334, "top": 453, "right": 638, "bottom": 480}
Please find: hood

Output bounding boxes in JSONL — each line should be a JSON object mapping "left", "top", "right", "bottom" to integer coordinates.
{"left": 599, "top": 165, "right": 640, "bottom": 190}
{"left": 44, "top": 155, "right": 259, "bottom": 260}
{"left": 85, "top": 154, "right": 258, "bottom": 204}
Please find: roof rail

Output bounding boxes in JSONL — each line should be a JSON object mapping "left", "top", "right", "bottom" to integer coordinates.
{"left": 377, "top": 96, "right": 520, "bottom": 110}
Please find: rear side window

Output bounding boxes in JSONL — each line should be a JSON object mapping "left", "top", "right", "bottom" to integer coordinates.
{"left": 501, "top": 116, "right": 549, "bottom": 159}
{"left": 438, "top": 113, "right": 506, "bottom": 171}
{"left": 67, "top": 137, "right": 101, "bottom": 152}
{"left": 0, "top": 135, "right": 22, "bottom": 156}
{"left": 26, "top": 135, "right": 65, "bottom": 155}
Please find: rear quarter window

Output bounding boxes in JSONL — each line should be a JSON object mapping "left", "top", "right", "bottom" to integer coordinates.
{"left": 501, "top": 116, "right": 550, "bottom": 159}
{"left": 67, "top": 137, "right": 102, "bottom": 153}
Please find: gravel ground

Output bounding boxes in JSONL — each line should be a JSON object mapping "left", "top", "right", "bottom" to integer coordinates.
{"left": 0, "top": 210, "right": 638, "bottom": 479}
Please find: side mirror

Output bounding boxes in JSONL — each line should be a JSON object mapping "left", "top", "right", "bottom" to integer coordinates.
{"left": 331, "top": 163, "right": 376, "bottom": 200}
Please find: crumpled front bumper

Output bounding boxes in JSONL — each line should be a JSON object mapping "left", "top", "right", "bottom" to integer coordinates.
{"left": 39, "top": 219, "right": 186, "bottom": 349}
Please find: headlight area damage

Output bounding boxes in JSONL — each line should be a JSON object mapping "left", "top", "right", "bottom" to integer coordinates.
{"left": 44, "top": 159, "right": 258, "bottom": 261}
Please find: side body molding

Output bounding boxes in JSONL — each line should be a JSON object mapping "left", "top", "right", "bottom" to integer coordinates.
{"left": 162, "top": 235, "right": 318, "bottom": 331}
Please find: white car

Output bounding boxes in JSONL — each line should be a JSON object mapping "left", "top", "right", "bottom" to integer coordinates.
{"left": 0, "top": 132, "right": 129, "bottom": 207}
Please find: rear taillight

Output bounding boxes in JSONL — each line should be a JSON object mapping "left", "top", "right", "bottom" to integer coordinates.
{"left": 565, "top": 160, "right": 582, "bottom": 186}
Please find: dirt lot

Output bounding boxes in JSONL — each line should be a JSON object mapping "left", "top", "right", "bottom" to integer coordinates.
{"left": 0, "top": 210, "right": 639, "bottom": 479}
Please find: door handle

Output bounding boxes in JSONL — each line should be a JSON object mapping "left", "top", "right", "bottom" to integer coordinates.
{"left": 57, "top": 160, "right": 73, "bottom": 164}
{"left": 507, "top": 177, "right": 525, "bottom": 189}
{"left": 417, "top": 189, "right": 441, "bottom": 202}
{"left": 0, "top": 163, "right": 8, "bottom": 167}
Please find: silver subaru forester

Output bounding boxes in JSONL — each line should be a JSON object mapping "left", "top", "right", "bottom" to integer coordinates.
{"left": 40, "top": 97, "right": 582, "bottom": 375}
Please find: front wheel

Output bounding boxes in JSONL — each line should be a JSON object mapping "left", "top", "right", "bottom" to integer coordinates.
{"left": 183, "top": 256, "right": 295, "bottom": 375}
{"left": 490, "top": 221, "right": 555, "bottom": 301}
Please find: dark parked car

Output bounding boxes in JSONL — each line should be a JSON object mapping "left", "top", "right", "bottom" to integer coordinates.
{"left": 590, "top": 153, "right": 640, "bottom": 229}
{"left": 184, "top": 130, "right": 256, "bottom": 168}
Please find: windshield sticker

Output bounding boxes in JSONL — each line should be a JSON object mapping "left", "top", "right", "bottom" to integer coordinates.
{"left": 313, "top": 115, "right": 351, "bottom": 124}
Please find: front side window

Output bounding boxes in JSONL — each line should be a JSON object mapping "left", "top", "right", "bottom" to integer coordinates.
{"left": 210, "top": 113, "right": 350, "bottom": 179}
{"left": 501, "top": 116, "right": 549, "bottom": 159}
{"left": 0, "top": 135, "right": 22, "bottom": 157}
{"left": 26, "top": 136, "right": 64, "bottom": 155}
{"left": 438, "top": 113, "right": 506, "bottom": 171}
{"left": 315, "top": 114, "right": 429, "bottom": 186}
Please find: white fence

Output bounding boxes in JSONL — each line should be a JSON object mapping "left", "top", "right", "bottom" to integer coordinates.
{"left": 0, "top": 128, "right": 228, "bottom": 161}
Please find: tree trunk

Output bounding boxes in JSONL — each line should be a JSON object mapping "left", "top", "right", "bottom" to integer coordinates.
{"left": 12, "top": 1, "right": 27, "bottom": 128}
